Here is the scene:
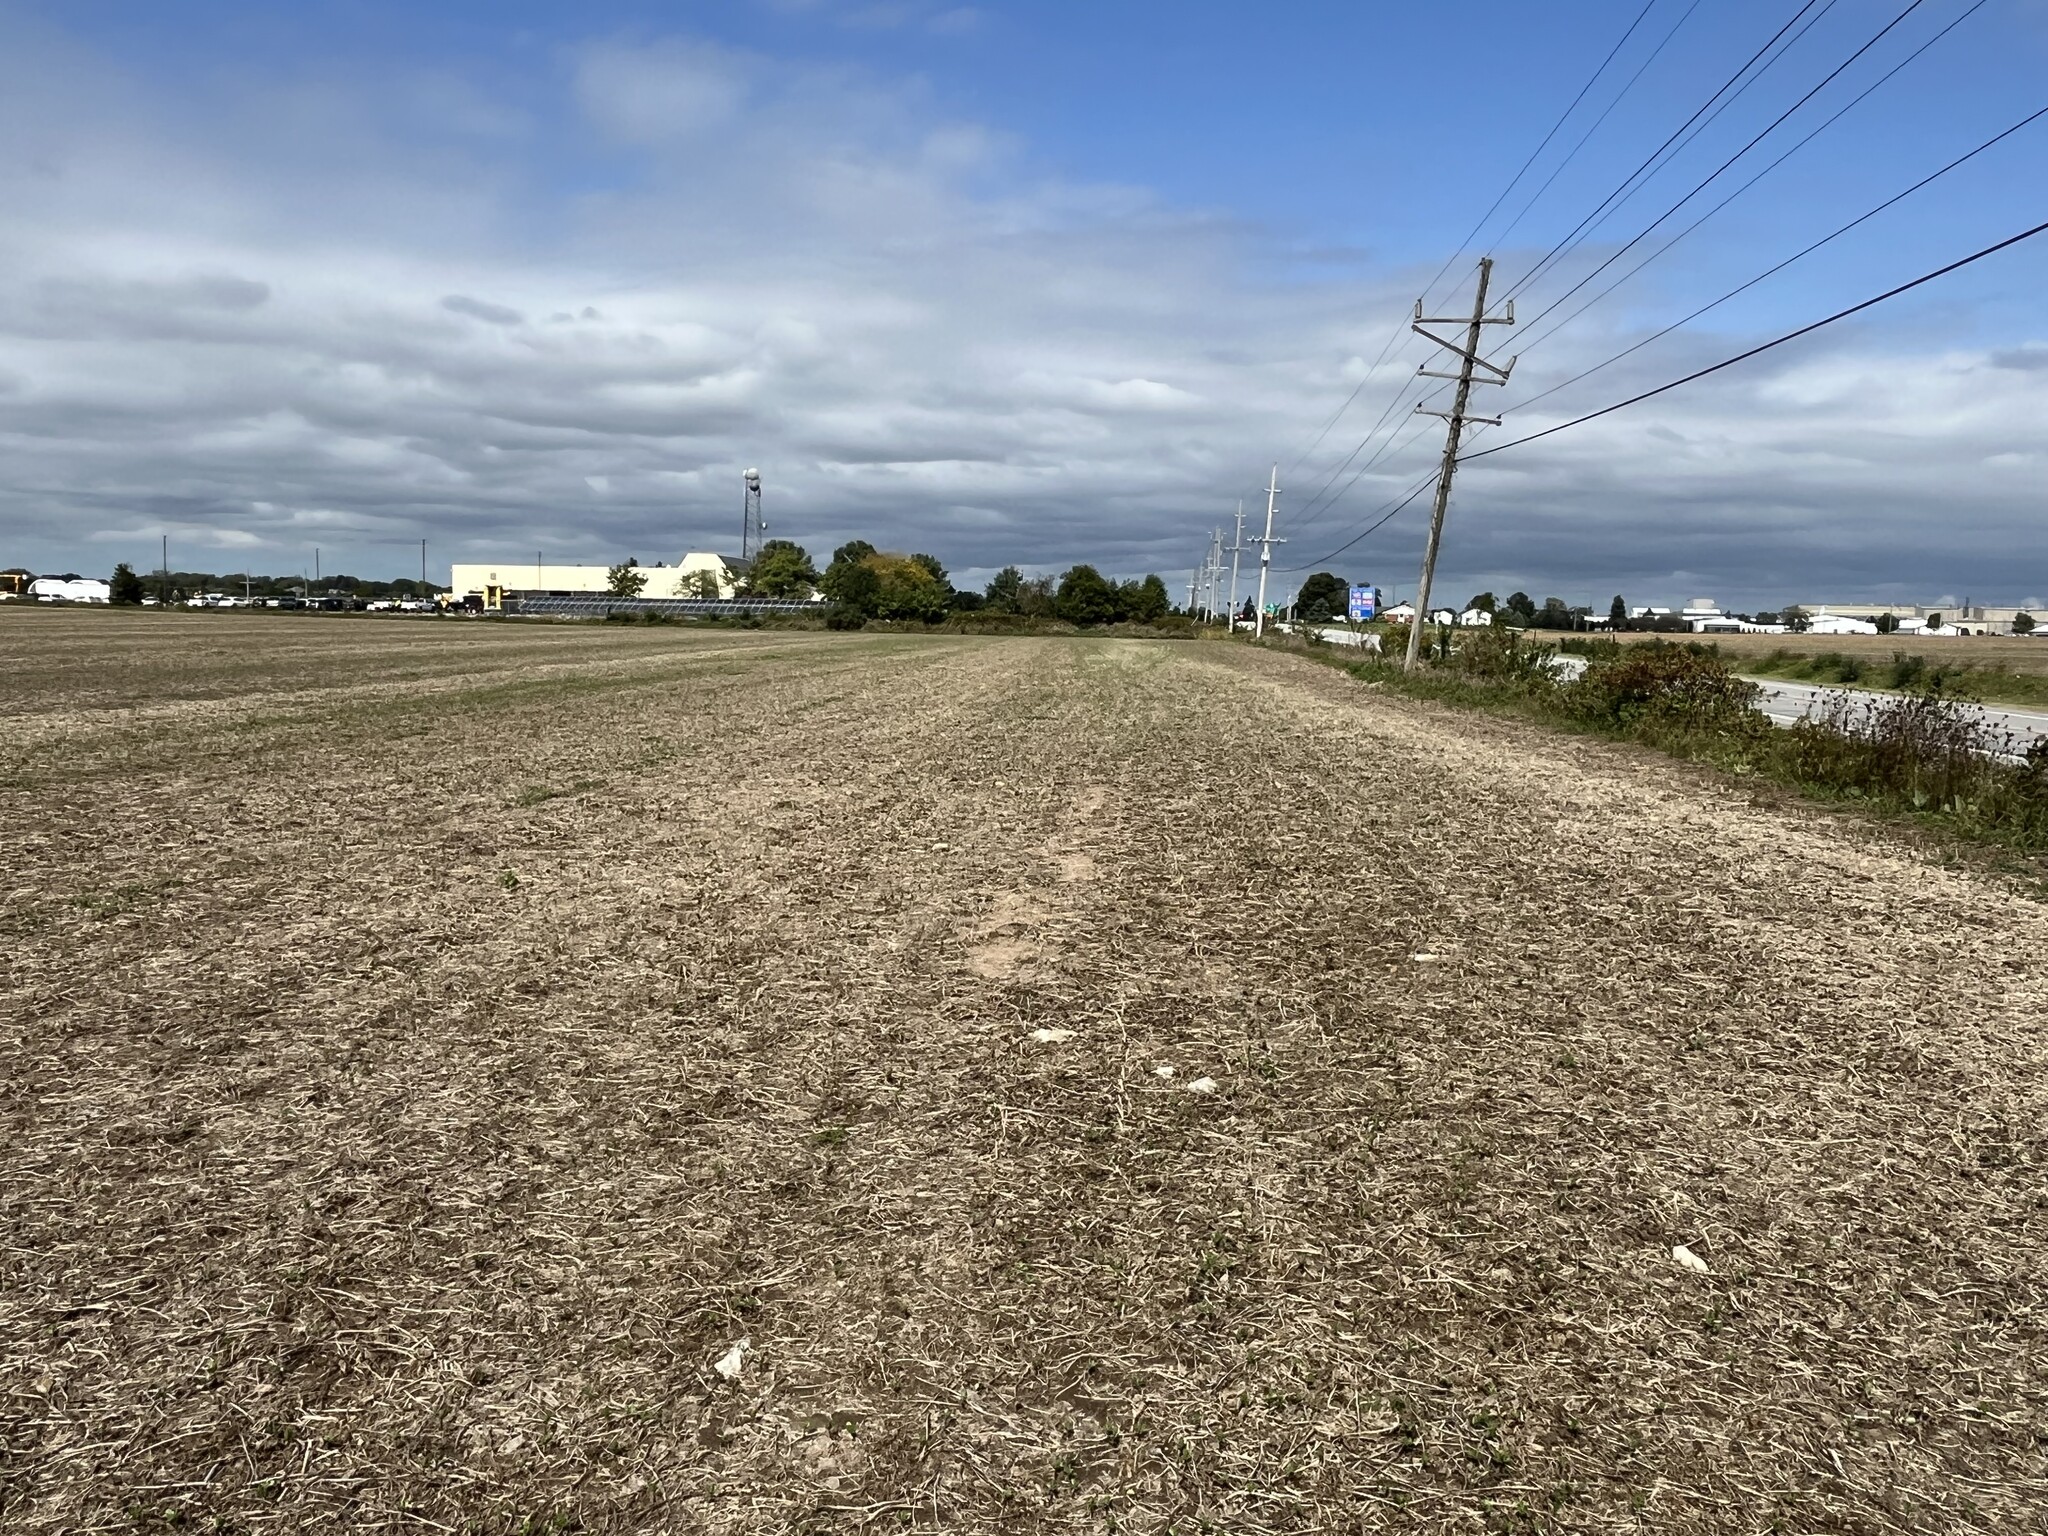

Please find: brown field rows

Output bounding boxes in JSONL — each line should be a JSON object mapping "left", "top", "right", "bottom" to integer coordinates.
{"left": 3, "top": 610, "right": 2044, "bottom": 1533}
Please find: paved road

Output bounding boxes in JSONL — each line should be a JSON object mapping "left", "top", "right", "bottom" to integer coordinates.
{"left": 1545, "top": 653, "right": 2046, "bottom": 755}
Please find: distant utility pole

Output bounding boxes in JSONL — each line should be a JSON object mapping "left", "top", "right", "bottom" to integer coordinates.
{"left": 1225, "top": 501, "right": 1246, "bottom": 632}
{"left": 1253, "top": 466, "right": 1283, "bottom": 639}
{"left": 1186, "top": 568, "right": 1200, "bottom": 618}
{"left": 1196, "top": 528, "right": 1212, "bottom": 626}
{"left": 160, "top": 534, "right": 169, "bottom": 607}
{"left": 1405, "top": 256, "right": 1515, "bottom": 673}
{"left": 421, "top": 538, "right": 428, "bottom": 592}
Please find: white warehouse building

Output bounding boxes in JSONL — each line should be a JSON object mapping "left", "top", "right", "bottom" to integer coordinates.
{"left": 448, "top": 552, "right": 752, "bottom": 608}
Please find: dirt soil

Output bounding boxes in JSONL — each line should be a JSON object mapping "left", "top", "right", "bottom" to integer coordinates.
{"left": 4, "top": 611, "right": 2044, "bottom": 1533}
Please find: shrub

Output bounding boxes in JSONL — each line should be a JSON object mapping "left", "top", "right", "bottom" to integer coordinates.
{"left": 824, "top": 604, "right": 867, "bottom": 631}
{"left": 1450, "top": 624, "right": 1554, "bottom": 687}
{"left": 1564, "top": 643, "right": 1759, "bottom": 731}
{"left": 1791, "top": 682, "right": 1996, "bottom": 810}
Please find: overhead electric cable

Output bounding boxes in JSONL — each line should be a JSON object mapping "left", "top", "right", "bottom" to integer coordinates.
{"left": 1286, "top": 471, "right": 1440, "bottom": 571}
{"left": 1511, "top": 91, "right": 2040, "bottom": 414}
{"left": 1285, "top": 0, "right": 1677, "bottom": 480}
{"left": 1291, "top": 389, "right": 1447, "bottom": 529}
{"left": 1488, "top": 0, "right": 1707, "bottom": 257}
{"left": 1506, "top": 0, "right": 1830, "bottom": 302}
{"left": 1463, "top": 217, "right": 2048, "bottom": 461}
{"left": 1522, "top": 0, "right": 1935, "bottom": 331}
{"left": 1419, "top": 0, "right": 1664, "bottom": 308}
{"left": 1292, "top": 378, "right": 1446, "bottom": 523}
{"left": 1511, "top": 0, "right": 1847, "bottom": 306}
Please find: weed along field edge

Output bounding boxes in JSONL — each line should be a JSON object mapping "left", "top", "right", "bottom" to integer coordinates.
{"left": 4, "top": 611, "right": 2045, "bottom": 1533}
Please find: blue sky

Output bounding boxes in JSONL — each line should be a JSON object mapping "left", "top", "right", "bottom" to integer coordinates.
{"left": 3, "top": 0, "right": 2045, "bottom": 607}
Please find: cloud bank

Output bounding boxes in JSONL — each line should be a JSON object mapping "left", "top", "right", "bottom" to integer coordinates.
{"left": 0, "top": 16, "right": 2040, "bottom": 606}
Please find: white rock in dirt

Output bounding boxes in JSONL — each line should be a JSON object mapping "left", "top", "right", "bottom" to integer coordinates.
{"left": 1186, "top": 1077, "right": 1219, "bottom": 1095}
{"left": 1411, "top": 953, "right": 1439, "bottom": 963}
{"left": 1672, "top": 1244, "right": 1710, "bottom": 1275}
{"left": 1030, "top": 1027, "right": 1076, "bottom": 1044}
{"left": 713, "top": 1337, "right": 750, "bottom": 1380}
{"left": 1153, "top": 1066, "right": 1176, "bottom": 1079}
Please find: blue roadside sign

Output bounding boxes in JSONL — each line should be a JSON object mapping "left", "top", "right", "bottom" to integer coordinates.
{"left": 1347, "top": 585, "right": 1377, "bottom": 622}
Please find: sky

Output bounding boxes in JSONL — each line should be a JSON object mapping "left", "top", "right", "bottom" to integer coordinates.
{"left": 2, "top": 0, "right": 2045, "bottom": 609}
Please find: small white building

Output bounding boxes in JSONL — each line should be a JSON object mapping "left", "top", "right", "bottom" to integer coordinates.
{"left": 1805, "top": 610, "right": 1880, "bottom": 637}
{"left": 1428, "top": 608, "right": 1457, "bottom": 626}
{"left": 1382, "top": 601, "right": 1418, "bottom": 623}
{"left": 1459, "top": 607, "right": 1494, "bottom": 627}
{"left": 30, "top": 577, "right": 111, "bottom": 603}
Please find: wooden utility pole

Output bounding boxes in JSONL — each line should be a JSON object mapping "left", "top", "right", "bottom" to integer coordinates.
{"left": 1225, "top": 501, "right": 1246, "bottom": 631}
{"left": 1253, "top": 466, "right": 1283, "bottom": 638}
{"left": 1404, "top": 257, "right": 1515, "bottom": 673}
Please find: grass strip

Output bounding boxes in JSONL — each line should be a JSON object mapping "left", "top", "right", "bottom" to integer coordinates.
{"left": 1277, "top": 628, "right": 2048, "bottom": 865}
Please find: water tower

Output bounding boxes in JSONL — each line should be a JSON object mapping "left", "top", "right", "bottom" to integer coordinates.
{"left": 742, "top": 469, "right": 765, "bottom": 560}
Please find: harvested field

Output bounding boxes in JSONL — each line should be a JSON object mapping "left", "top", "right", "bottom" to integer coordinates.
{"left": 4, "top": 610, "right": 2045, "bottom": 1533}
{"left": 1612, "top": 627, "right": 2048, "bottom": 674}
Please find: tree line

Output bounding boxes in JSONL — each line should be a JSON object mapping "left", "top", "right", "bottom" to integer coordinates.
{"left": 647, "top": 539, "right": 1176, "bottom": 627}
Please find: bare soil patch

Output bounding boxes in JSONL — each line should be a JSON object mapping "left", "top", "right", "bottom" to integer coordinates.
{"left": 3, "top": 623, "right": 2043, "bottom": 1532}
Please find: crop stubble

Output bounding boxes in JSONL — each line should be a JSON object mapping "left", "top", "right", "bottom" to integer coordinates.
{"left": 2, "top": 615, "right": 2044, "bottom": 1533}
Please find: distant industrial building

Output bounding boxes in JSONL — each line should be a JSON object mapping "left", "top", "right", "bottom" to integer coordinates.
{"left": 448, "top": 552, "right": 752, "bottom": 610}
{"left": 1799, "top": 603, "right": 2038, "bottom": 637}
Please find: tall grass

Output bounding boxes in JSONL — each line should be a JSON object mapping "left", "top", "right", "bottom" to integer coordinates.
{"left": 1288, "top": 633, "right": 2048, "bottom": 856}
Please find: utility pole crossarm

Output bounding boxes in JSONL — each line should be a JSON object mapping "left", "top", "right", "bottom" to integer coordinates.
{"left": 1412, "top": 330, "right": 1517, "bottom": 380}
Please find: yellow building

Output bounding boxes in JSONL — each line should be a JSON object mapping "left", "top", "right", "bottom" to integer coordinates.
{"left": 448, "top": 552, "right": 750, "bottom": 609}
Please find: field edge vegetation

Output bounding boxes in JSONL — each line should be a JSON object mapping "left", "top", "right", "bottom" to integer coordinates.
{"left": 1280, "top": 627, "right": 2048, "bottom": 868}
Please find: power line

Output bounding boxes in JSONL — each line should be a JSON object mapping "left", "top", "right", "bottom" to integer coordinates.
{"left": 1486, "top": 0, "right": 1707, "bottom": 258}
{"left": 1509, "top": 0, "right": 1848, "bottom": 308}
{"left": 1292, "top": 377, "right": 1445, "bottom": 525}
{"left": 1420, "top": 0, "right": 1664, "bottom": 307}
{"left": 1510, "top": 0, "right": 1992, "bottom": 368}
{"left": 1506, "top": 0, "right": 1831, "bottom": 303}
{"left": 1291, "top": 398, "right": 1446, "bottom": 531}
{"left": 1510, "top": 92, "right": 2044, "bottom": 416}
{"left": 1284, "top": 0, "right": 1677, "bottom": 482}
{"left": 1464, "top": 216, "right": 2048, "bottom": 461}
{"left": 1285, "top": 470, "right": 1440, "bottom": 572}
{"left": 1521, "top": 0, "right": 1936, "bottom": 333}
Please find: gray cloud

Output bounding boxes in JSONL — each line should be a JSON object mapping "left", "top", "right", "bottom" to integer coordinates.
{"left": 0, "top": 20, "right": 2041, "bottom": 610}
{"left": 440, "top": 294, "right": 525, "bottom": 327}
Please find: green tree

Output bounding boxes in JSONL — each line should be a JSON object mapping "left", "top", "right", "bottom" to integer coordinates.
{"left": 869, "top": 553, "right": 949, "bottom": 622}
{"left": 1875, "top": 611, "right": 1898, "bottom": 634}
{"left": 821, "top": 559, "right": 880, "bottom": 618}
{"left": 1055, "top": 565, "right": 1117, "bottom": 626}
{"left": 109, "top": 562, "right": 146, "bottom": 605}
{"left": 1502, "top": 591, "right": 1538, "bottom": 627}
{"left": 1783, "top": 605, "right": 1811, "bottom": 632}
{"left": 1924, "top": 611, "right": 1943, "bottom": 632}
{"left": 1295, "top": 571, "right": 1348, "bottom": 622}
{"left": 1018, "top": 575, "right": 1058, "bottom": 618}
{"left": 1466, "top": 592, "right": 1497, "bottom": 616}
{"left": 984, "top": 565, "right": 1024, "bottom": 612}
{"left": 746, "top": 539, "right": 817, "bottom": 598}
{"left": 682, "top": 569, "right": 724, "bottom": 600}
{"left": 2013, "top": 611, "right": 2035, "bottom": 634}
{"left": 831, "top": 539, "right": 876, "bottom": 567}
{"left": 1609, "top": 594, "right": 1627, "bottom": 628}
{"left": 1532, "top": 596, "right": 1571, "bottom": 630}
{"left": 607, "top": 560, "right": 648, "bottom": 598}
{"left": 1121, "top": 573, "right": 1170, "bottom": 623}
